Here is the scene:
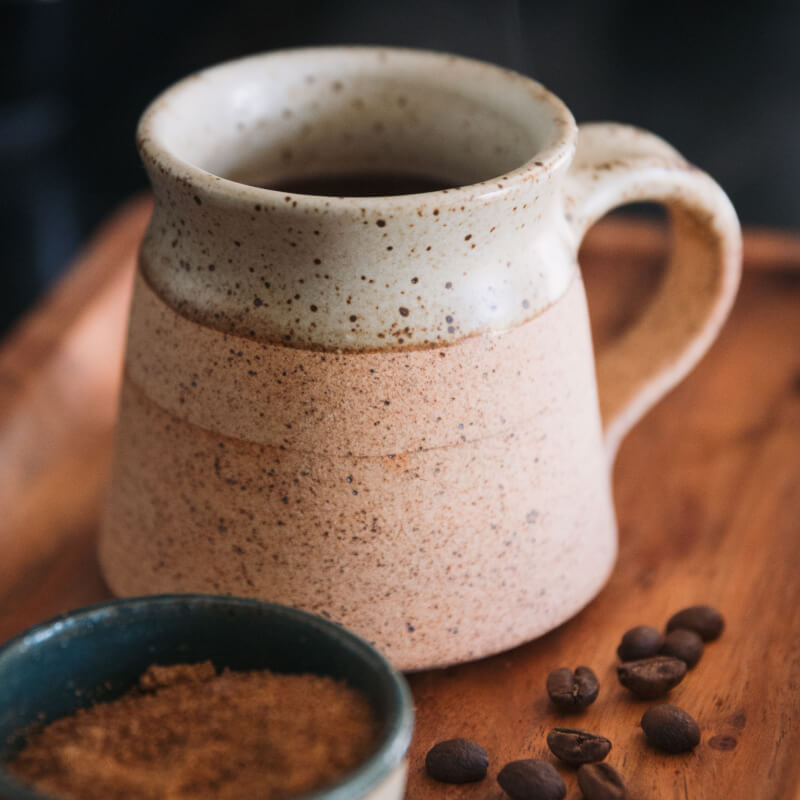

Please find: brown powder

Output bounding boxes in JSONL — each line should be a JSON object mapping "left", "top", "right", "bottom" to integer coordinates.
{"left": 9, "top": 661, "right": 379, "bottom": 800}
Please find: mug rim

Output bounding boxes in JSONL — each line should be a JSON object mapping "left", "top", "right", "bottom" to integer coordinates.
{"left": 0, "top": 594, "right": 414, "bottom": 800}
{"left": 136, "top": 45, "right": 577, "bottom": 211}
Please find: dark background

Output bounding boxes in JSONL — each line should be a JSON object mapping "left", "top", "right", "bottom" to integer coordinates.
{"left": 2, "top": 0, "right": 798, "bottom": 336}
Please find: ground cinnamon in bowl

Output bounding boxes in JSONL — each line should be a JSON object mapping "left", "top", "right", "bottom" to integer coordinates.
{"left": 9, "top": 661, "right": 379, "bottom": 800}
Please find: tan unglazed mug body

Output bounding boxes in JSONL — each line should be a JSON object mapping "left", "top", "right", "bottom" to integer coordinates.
{"left": 100, "top": 48, "right": 741, "bottom": 671}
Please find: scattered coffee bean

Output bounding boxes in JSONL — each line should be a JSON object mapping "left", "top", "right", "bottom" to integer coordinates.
{"left": 660, "top": 628, "right": 704, "bottom": 668}
{"left": 546, "top": 727, "right": 611, "bottom": 765}
{"left": 617, "top": 625, "right": 664, "bottom": 661}
{"left": 616, "top": 655, "right": 686, "bottom": 699}
{"left": 577, "top": 762, "right": 628, "bottom": 800}
{"left": 425, "top": 738, "right": 488, "bottom": 783}
{"left": 666, "top": 605, "right": 724, "bottom": 641}
{"left": 641, "top": 704, "right": 701, "bottom": 753}
{"left": 498, "top": 759, "right": 566, "bottom": 800}
{"left": 546, "top": 666, "right": 599, "bottom": 709}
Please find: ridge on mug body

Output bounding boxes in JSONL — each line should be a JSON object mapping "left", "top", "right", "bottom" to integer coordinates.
{"left": 99, "top": 47, "right": 741, "bottom": 671}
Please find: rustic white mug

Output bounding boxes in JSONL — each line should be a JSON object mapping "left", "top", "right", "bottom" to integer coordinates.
{"left": 100, "top": 47, "right": 741, "bottom": 670}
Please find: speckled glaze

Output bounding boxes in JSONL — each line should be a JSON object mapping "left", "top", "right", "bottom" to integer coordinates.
{"left": 100, "top": 48, "right": 741, "bottom": 670}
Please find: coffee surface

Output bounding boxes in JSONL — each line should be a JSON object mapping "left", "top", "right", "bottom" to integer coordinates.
{"left": 261, "top": 170, "right": 458, "bottom": 197}
{"left": 10, "top": 662, "right": 378, "bottom": 800}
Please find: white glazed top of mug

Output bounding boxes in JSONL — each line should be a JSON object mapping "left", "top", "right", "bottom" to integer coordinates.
{"left": 137, "top": 47, "right": 578, "bottom": 350}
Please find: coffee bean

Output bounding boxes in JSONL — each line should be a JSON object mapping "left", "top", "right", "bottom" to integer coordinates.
{"left": 617, "top": 625, "right": 664, "bottom": 661}
{"left": 546, "top": 666, "right": 599, "bottom": 709}
{"left": 660, "top": 628, "right": 704, "bottom": 668}
{"left": 577, "top": 762, "right": 628, "bottom": 800}
{"left": 546, "top": 727, "right": 611, "bottom": 764}
{"left": 666, "top": 605, "right": 724, "bottom": 641}
{"left": 497, "top": 759, "right": 565, "bottom": 800}
{"left": 425, "top": 738, "right": 488, "bottom": 783}
{"left": 641, "top": 704, "right": 701, "bottom": 753}
{"left": 616, "top": 655, "right": 686, "bottom": 699}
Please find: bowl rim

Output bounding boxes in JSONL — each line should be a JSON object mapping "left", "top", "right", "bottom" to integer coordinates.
{"left": 0, "top": 594, "right": 414, "bottom": 800}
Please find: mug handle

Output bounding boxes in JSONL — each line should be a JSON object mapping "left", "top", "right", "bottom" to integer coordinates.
{"left": 564, "top": 123, "right": 742, "bottom": 460}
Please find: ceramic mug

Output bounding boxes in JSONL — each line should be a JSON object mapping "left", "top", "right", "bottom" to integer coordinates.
{"left": 100, "top": 47, "right": 741, "bottom": 670}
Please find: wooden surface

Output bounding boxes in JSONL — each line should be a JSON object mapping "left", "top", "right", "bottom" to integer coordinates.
{"left": 1, "top": 200, "right": 799, "bottom": 798}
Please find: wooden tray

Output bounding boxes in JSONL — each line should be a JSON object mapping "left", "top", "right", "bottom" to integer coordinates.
{"left": 1, "top": 197, "right": 798, "bottom": 798}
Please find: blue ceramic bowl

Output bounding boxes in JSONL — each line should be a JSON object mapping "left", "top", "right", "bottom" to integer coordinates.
{"left": 0, "top": 595, "right": 414, "bottom": 800}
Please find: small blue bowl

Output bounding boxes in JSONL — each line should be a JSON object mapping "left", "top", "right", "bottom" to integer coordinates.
{"left": 0, "top": 595, "right": 414, "bottom": 800}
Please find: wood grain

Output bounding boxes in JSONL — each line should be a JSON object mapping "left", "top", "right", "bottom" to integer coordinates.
{"left": 0, "top": 196, "right": 150, "bottom": 639}
{"left": 0, "top": 204, "right": 798, "bottom": 798}
{"left": 408, "top": 266, "right": 800, "bottom": 800}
